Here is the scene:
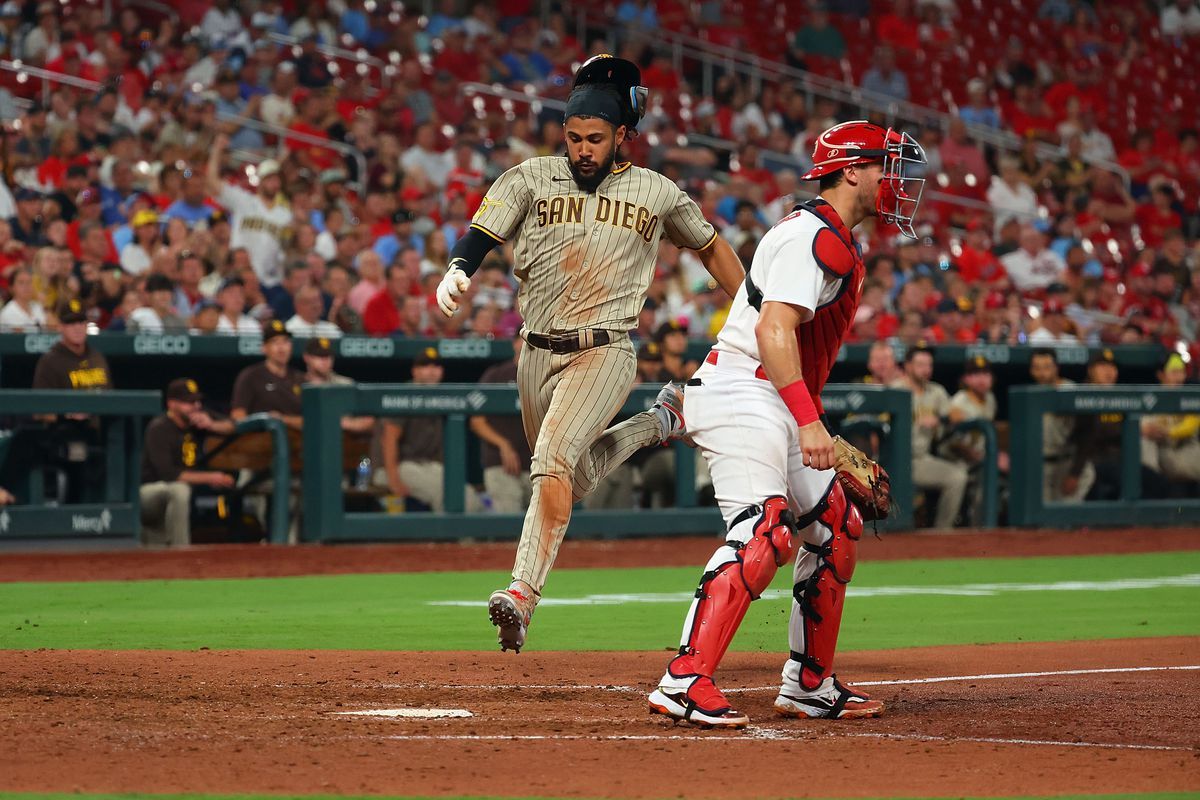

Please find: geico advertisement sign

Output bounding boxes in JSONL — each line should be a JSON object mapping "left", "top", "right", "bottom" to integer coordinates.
{"left": 338, "top": 337, "right": 395, "bottom": 358}
{"left": 133, "top": 335, "right": 191, "bottom": 355}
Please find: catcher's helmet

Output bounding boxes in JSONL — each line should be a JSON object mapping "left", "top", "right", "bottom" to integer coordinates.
{"left": 571, "top": 54, "right": 648, "bottom": 132}
{"left": 800, "top": 120, "right": 927, "bottom": 238}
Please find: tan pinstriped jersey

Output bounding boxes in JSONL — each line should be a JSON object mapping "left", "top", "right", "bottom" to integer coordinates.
{"left": 470, "top": 155, "right": 717, "bottom": 334}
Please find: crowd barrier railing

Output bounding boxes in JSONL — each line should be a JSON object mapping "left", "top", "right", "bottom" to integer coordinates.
{"left": 1008, "top": 385, "right": 1200, "bottom": 527}
{"left": 0, "top": 390, "right": 160, "bottom": 539}
{"left": 300, "top": 382, "right": 915, "bottom": 542}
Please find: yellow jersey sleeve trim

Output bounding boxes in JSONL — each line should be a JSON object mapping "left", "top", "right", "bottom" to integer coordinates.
{"left": 611, "top": 161, "right": 633, "bottom": 175}
{"left": 1168, "top": 415, "right": 1200, "bottom": 442}
{"left": 470, "top": 223, "right": 506, "bottom": 243}
{"left": 690, "top": 230, "right": 718, "bottom": 252}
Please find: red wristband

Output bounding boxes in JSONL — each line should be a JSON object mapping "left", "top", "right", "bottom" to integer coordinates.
{"left": 778, "top": 379, "right": 819, "bottom": 427}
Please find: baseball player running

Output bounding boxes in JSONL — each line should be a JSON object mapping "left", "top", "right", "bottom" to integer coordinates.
{"left": 647, "top": 121, "right": 926, "bottom": 727}
{"left": 435, "top": 56, "right": 746, "bottom": 653}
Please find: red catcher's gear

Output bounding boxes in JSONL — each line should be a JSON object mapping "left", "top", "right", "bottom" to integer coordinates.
{"left": 792, "top": 481, "right": 864, "bottom": 691}
{"left": 670, "top": 496, "right": 798, "bottom": 680}
{"left": 799, "top": 120, "right": 927, "bottom": 238}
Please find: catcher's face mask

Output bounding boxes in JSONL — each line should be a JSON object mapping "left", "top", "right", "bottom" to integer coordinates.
{"left": 801, "top": 121, "right": 926, "bottom": 238}
{"left": 876, "top": 129, "right": 926, "bottom": 239}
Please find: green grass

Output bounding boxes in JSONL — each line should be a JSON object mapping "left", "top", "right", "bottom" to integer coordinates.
{"left": 0, "top": 796, "right": 1194, "bottom": 800}
{"left": 0, "top": 552, "right": 1196, "bottom": 651}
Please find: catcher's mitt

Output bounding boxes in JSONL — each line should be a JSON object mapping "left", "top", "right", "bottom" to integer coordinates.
{"left": 832, "top": 436, "right": 891, "bottom": 521}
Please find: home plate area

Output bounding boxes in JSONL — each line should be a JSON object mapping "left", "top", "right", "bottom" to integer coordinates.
{"left": 326, "top": 655, "right": 1196, "bottom": 752}
{"left": 3, "top": 640, "right": 1197, "bottom": 799}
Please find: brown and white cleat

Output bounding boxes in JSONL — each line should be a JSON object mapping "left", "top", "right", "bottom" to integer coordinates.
{"left": 488, "top": 587, "right": 535, "bottom": 653}
{"left": 773, "top": 675, "right": 884, "bottom": 719}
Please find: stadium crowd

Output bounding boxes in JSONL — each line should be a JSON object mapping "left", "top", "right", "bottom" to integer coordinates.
{"left": 0, "top": 0, "right": 1194, "bottom": 365}
{"left": 0, "top": 0, "right": 1197, "bottom": 536}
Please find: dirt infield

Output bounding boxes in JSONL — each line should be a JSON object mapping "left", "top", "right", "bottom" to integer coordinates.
{"left": 3, "top": 638, "right": 1199, "bottom": 798}
{"left": 2, "top": 526, "right": 1198, "bottom": 582}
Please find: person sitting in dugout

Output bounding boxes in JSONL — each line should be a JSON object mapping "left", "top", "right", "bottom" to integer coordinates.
{"left": 140, "top": 378, "right": 235, "bottom": 547}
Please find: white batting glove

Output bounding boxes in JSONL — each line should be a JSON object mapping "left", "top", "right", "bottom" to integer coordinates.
{"left": 436, "top": 264, "right": 471, "bottom": 317}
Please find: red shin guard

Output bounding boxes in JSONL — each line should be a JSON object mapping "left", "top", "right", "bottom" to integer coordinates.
{"left": 792, "top": 482, "right": 863, "bottom": 691}
{"left": 672, "top": 497, "right": 797, "bottom": 679}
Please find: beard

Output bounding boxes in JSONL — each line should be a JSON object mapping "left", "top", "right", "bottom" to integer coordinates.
{"left": 568, "top": 144, "right": 617, "bottom": 193}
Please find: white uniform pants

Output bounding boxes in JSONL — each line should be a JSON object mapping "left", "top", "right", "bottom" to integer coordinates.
{"left": 686, "top": 353, "right": 836, "bottom": 531}
{"left": 686, "top": 352, "right": 840, "bottom": 684}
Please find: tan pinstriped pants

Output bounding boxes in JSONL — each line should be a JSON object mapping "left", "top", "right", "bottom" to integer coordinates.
{"left": 512, "top": 335, "right": 660, "bottom": 593}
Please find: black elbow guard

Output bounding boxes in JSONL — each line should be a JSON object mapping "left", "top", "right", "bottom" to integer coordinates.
{"left": 447, "top": 226, "right": 501, "bottom": 277}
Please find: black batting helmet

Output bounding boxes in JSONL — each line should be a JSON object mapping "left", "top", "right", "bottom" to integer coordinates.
{"left": 571, "top": 54, "right": 648, "bottom": 133}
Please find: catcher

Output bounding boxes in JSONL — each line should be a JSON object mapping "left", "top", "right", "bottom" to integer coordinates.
{"left": 648, "top": 121, "right": 924, "bottom": 728}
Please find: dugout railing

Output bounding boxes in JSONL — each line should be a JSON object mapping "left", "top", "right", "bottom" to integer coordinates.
{"left": 0, "top": 393, "right": 294, "bottom": 542}
{"left": 1008, "top": 385, "right": 1200, "bottom": 527}
{"left": 300, "top": 382, "right": 916, "bottom": 542}
{"left": 195, "top": 414, "right": 292, "bottom": 545}
{"left": 0, "top": 389, "right": 160, "bottom": 539}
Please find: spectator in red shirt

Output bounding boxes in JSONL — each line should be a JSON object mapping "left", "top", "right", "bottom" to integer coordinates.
{"left": 928, "top": 297, "right": 978, "bottom": 344}
{"left": 1004, "top": 85, "right": 1057, "bottom": 142}
{"left": 1120, "top": 261, "right": 1168, "bottom": 318}
{"left": 641, "top": 52, "right": 680, "bottom": 95}
{"left": 434, "top": 28, "right": 482, "bottom": 82}
{"left": 37, "top": 126, "right": 86, "bottom": 189}
{"left": 954, "top": 220, "right": 1008, "bottom": 286}
{"left": 363, "top": 263, "right": 414, "bottom": 336}
{"left": 286, "top": 92, "right": 337, "bottom": 172}
{"left": 444, "top": 141, "right": 485, "bottom": 199}
{"left": 1045, "top": 59, "right": 1106, "bottom": 122}
{"left": 730, "top": 144, "right": 777, "bottom": 199}
{"left": 1135, "top": 183, "right": 1183, "bottom": 249}
{"left": 877, "top": 0, "right": 920, "bottom": 52}
{"left": 1119, "top": 130, "right": 1171, "bottom": 199}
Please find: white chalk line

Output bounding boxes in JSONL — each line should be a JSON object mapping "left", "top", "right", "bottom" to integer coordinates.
{"left": 728, "top": 663, "right": 1200, "bottom": 693}
{"left": 427, "top": 574, "right": 1200, "bottom": 607}
{"left": 377, "top": 728, "right": 1188, "bottom": 752}
{"left": 351, "top": 664, "right": 1200, "bottom": 694}
{"left": 334, "top": 708, "right": 472, "bottom": 719}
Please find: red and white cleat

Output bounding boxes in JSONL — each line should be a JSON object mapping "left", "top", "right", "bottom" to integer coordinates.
{"left": 648, "top": 674, "right": 749, "bottom": 729}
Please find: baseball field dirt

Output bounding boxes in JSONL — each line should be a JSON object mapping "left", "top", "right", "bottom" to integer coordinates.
{"left": 2, "top": 527, "right": 1198, "bottom": 800}
{"left": 1, "top": 640, "right": 1198, "bottom": 798}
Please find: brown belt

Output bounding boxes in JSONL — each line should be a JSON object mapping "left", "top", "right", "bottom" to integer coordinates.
{"left": 524, "top": 329, "right": 615, "bottom": 354}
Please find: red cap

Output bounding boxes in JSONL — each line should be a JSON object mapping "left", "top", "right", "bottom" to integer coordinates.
{"left": 1102, "top": 267, "right": 1122, "bottom": 284}
{"left": 984, "top": 291, "right": 1005, "bottom": 310}
{"left": 1129, "top": 262, "right": 1153, "bottom": 279}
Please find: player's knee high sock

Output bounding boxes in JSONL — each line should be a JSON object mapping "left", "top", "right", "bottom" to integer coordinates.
{"left": 511, "top": 472, "right": 574, "bottom": 593}
{"left": 785, "top": 481, "right": 863, "bottom": 692}
{"left": 669, "top": 498, "right": 796, "bottom": 679}
{"left": 571, "top": 413, "right": 661, "bottom": 501}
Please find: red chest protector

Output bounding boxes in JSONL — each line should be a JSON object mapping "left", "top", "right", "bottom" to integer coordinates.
{"left": 790, "top": 200, "right": 865, "bottom": 410}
